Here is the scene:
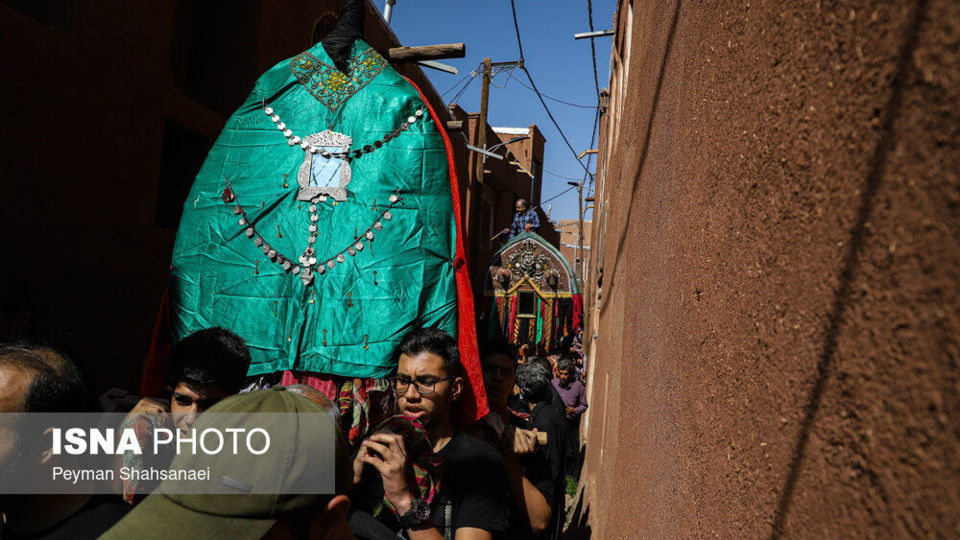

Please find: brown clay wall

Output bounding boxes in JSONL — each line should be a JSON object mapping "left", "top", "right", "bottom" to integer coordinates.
{"left": 582, "top": 0, "right": 960, "bottom": 537}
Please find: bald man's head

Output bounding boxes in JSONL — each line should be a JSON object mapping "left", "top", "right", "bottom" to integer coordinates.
{"left": 0, "top": 344, "right": 85, "bottom": 412}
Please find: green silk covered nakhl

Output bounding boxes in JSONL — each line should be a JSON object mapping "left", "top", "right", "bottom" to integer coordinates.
{"left": 170, "top": 41, "right": 458, "bottom": 378}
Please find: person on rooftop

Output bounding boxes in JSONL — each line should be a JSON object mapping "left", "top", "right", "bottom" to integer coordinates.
{"left": 503, "top": 199, "right": 540, "bottom": 239}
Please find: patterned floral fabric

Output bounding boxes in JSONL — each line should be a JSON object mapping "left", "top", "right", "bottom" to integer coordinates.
{"left": 371, "top": 415, "right": 444, "bottom": 506}
{"left": 290, "top": 45, "right": 389, "bottom": 111}
{"left": 120, "top": 414, "right": 173, "bottom": 504}
{"left": 276, "top": 370, "right": 395, "bottom": 445}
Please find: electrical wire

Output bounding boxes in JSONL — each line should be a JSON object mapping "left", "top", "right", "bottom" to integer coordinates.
{"left": 544, "top": 168, "right": 588, "bottom": 182}
{"left": 538, "top": 185, "right": 577, "bottom": 206}
{"left": 507, "top": 72, "right": 596, "bottom": 109}
{"left": 587, "top": 0, "right": 601, "bottom": 100}
{"left": 583, "top": 0, "right": 602, "bottom": 189}
{"left": 439, "top": 67, "right": 474, "bottom": 98}
{"left": 448, "top": 72, "right": 478, "bottom": 104}
{"left": 509, "top": 0, "right": 593, "bottom": 179}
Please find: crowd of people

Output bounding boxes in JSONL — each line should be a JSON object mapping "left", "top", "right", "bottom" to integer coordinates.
{"left": 0, "top": 327, "right": 587, "bottom": 539}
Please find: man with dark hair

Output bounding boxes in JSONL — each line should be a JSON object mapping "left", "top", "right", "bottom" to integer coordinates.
{"left": 514, "top": 362, "right": 567, "bottom": 539}
{"left": 129, "top": 326, "right": 251, "bottom": 434}
{"left": 526, "top": 356, "right": 566, "bottom": 416}
{"left": 0, "top": 343, "right": 131, "bottom": 539}
{"left": 472, "top": 339, "right": 559, "bottom": 539}
{"left": 552, "top": 357, "right": 587, "bottom": 477}
{"left": 355, "top": 327, "right": 509, "bottom": 539}
{"left": 119, "top": 327, "right": 252, "bottom": 503}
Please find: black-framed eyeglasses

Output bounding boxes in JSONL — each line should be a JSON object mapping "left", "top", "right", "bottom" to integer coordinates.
{"left": 391, "top": 376, "right": 451, "bottom": 395}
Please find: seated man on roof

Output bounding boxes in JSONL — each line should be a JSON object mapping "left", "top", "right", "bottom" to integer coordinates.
{"left": 503, "top": 199, "right": 540, "bottom": 239}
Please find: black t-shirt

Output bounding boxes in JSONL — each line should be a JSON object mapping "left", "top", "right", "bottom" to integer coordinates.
{"left": 529, "top": 402, "right": 567, "bottom": 540}
{"left": 0, "top": 496, "right": 131, "bottom": 540}
{"left": 430, "top": 432, "right": 508, "bottom": 538}
{"left": 503, "top": 414, "right": 558, "bottom": 540}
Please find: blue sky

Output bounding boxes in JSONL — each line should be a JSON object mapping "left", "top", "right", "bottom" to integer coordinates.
{"left": 384, "top": 0, "right": 617, "bottom": 223}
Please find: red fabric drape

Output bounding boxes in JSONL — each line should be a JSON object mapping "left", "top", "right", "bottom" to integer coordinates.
{"left": 404, "top": 76, "right": 486, "bottom": 425}
{"left": 139, "top": 288, "right": 172, "bottom": 397}
{"left": 572, "top": 293, "right": 583, "bottom": 333}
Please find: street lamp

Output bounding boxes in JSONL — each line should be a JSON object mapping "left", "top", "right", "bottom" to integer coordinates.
{"left": 487, "top": 135, "right": 529, "bottom": 154}
{"left": 465, "top": 135, "right": 529, "bottom": 161}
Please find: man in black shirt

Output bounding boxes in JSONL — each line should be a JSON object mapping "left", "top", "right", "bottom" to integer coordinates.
{"left": 471, "top": 340, "right": 556, "bottom": 539}
{"left": 513, "top": 362, "right": 567, "bottom": 540}
{"left": 354, "top": 328, "right": 508, "bottom": 539}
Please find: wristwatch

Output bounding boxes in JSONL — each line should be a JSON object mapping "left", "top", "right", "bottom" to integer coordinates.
{"left": 398, "top": 498, "right": 431, "bottom": 530}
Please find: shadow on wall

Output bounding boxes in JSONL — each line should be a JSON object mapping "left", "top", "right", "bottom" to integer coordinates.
{"left": 769, "top": 1, "right": 932, "bottom": 537}
{"left": 563, "top": 490, "right": 592, "bottom": 540}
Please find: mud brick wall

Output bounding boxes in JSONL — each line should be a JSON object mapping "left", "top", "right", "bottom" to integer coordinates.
{"left": 583, "top": 0, "right": 960, "bottom": 536}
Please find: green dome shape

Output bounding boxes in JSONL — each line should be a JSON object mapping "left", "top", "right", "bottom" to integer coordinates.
{"left": 170, "top": 40, "right": 458, "bottom": 378}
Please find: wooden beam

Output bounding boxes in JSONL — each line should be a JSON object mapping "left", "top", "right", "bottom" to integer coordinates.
{"left": 387, "top": 43, "right": 466, "bottom": 62}
{"left": 445, "top": 120, "right": 463, "bottom": 131}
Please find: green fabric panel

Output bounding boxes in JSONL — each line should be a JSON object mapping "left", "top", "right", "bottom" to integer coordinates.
{"left": 534, "top": 297, "right": 543, "bottom": 345}
{"left": 170, "top": 41, "right": 457, "bottom": 378}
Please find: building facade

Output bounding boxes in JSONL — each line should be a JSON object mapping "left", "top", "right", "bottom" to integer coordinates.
{"left": 556, "top": 219, "right": 592, "bottom": 279}
{"left": 445, "top": 105, "right": 560, "bottom": 296}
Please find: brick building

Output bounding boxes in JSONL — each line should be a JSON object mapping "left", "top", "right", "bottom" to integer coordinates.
{"left": 445, "top": 105, "right": 559, "bottom": 293}
{"left": 556, "top": 219, "right": 592, "bottom": 279}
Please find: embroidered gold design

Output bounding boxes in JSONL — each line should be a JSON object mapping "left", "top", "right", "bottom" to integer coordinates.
{"left": 290, "top": 47, "right": 388, "bottom": 111}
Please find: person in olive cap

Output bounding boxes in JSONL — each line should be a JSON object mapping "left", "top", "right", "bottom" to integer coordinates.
{"left": 101, "top": 387, "right": 356, "bottom": 539}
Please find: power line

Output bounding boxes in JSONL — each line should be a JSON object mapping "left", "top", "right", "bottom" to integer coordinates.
{"left": 587, "top": 0, "right": 601, "bottom": 100}
{"left": 508, "top": 0, "right": 593, "bottom": 179}
{"left": 439, "top": 67, "right": 475, "bottom": 98}
{"left": 508, "top": 72, "right": 596, "bottom": 109}
{"left": 448, "top": 70, "right": 479, "bottom": 104}
{"left": 544, "top": 167, "right": 588, "bottom": 182}
{"left": 538, "top": 185, "right": 577, "bottom": 206}
{"left": 583, "top": 0, "right": 602, "bottom": 188}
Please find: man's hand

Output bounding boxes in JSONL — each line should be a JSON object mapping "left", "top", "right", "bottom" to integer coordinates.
{"left": 503, "top": 425, "right": 538, "bottom": 456}
{"left": 524, "top": 223, "right": 533, "bottom": 232}
{"left": 565, "top": 406, "right": 575, "bottom": 416}
{"left": 99, "top": 388, "right": 139, "bottom": 413}
{"left": 130, "top": 397, "right": 169, "bottom": 415}
{"left": 361, "top": 433, "right": 416, "bottom": 514}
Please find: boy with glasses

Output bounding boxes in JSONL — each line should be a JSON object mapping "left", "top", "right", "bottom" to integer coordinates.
{"left": 354, "top": 328, "right": 508, "bottom": 539}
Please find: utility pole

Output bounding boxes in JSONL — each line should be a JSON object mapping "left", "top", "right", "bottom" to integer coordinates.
{"left": 568, "top": 181, "right": 585, "bottom": 280}
{"left": 477, "top": 57, "right": 491, "bottom": 184}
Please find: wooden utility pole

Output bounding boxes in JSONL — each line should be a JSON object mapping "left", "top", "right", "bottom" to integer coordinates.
{"left": 477, "top": 57, "right": 492, "bottom": 184}
{"left": 568, "top": 180, "right": 585, "bottom": 280}
{"left": 576, "top": 182, "right": 585, "bottom": 280}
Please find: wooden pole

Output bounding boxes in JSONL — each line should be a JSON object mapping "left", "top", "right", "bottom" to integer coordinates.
{"left": 386, "top": 43, "right": 466, "bottom": 62}
{"left": 477, "top": 57, "right": 492, "bottom": 184}
{"left": 577, "top": 182, "right": 584, "bottom": 280}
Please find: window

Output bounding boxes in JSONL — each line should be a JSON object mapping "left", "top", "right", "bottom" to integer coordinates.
{"left": 517, "top": 291, "right": 536, "bottom": 318}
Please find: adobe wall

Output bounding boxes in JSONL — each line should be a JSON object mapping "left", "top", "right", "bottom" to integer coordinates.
{"left": 583, "top": 0, "right": 960, "bottom": 537}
